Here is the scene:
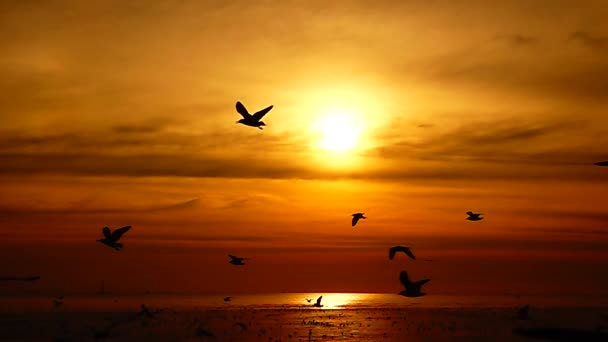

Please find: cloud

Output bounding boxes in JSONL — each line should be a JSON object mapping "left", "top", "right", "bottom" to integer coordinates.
{"left": 568, "top": 31, "right": 608, "bottom": 51}
{"left": 496, "top": 33, "right": 538, "bottom": 47}
{"left": 0, "top": 198, "right": 200, "bottom": 217}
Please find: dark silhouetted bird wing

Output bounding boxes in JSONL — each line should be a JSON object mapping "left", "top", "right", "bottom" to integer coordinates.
{"left": 236, "top": 101, "right": 250, "bottom": 118}
{"left": 252, "top": 105, "right": 273, "bottom": 121}
{"left": 228, "top": 255, "right": 243, "bottom": 261}
{"left": 389, "top": 246, "right": 416, "bottom": 260}
{"left": 400, "top": 271, "right": 411, "bottom": 287}
{"left": 111, "top": 226, "right": 131, "bottom": 241}
{"left": 595, "top": 161, "right": 608, "bottom": 166}
{"left": 102, "top": 227, "right": 112, "bottom": 239}
{"left": 414, "top": 278, "right": 430, "bottom": 287}
{"left": 316, "top": 296, "right": 322, "bottom": 306}
{"left": 352, "top": 216, "right": 359, "bottom": 226}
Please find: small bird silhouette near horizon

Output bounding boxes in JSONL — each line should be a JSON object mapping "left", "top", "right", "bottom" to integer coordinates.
{"left": 466, "top": 211, "right": 484, "bottom": 221}
{"left": 53, "top": 296, "right": 64, "bottom": 309}
{"left": 312, "top": 295, "right": 323, "bottom": 307}
{"left": 228, "top": 255, "right": 247, "bottom": 266}
{"left": 398, "top": 270, "right": 430, "bottom": 297}
{"left": 136, "top": 304, "right": 156, "bottom": 319}
{"left": 235, "top": 101, "right": 273, "bottom": 130}
{"left": 97, "top": 226, "right": 131, "bottom": 251}
{"left": 224, "top": 296, "right": 231, "bottom": 302}
{"left": 305, "top": 298, "right": 312, "bottom": 303}
{"left": 352, "top": 213, "right": 366, "bottom": 226}
{"left": 389, "top": 246, "right": 416, "bottom": 260}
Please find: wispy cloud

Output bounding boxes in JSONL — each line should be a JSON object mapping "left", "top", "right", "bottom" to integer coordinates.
{"left": 568, "top": 31, "right": 608, "bottom": 51}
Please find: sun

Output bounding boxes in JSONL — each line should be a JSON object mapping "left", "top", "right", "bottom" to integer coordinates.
{"left": 317, "top": 112, "right": 361, "bottom": 152}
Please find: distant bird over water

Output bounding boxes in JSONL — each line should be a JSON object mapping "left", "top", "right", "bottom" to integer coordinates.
{"left": 97, "top": 225, "right": 131, "bottom": 251}
{"left": 228, "top": 255, "right": 247, "bottom": 266}
{"left": 594, "top": 161, "right": 608, "bottom": 166}
{"left": 235, "top": 101, "right": 273, "bottom": 130}
{"left": 305, "top": 298, "right": 313, "bottom": 303}
{"left": 312, "top": 295, "right": 323, "bottom": 307}
{"left": 224, "top": 296, "right": 231, "bottom": 302}
{"left": 398, "top": 270, "right": 430, "bottom": 297}
{"left": 466, "top": 211, "right": 484, "bottom": 221}
{"left": 389, "top": 246, "right": 416, "bottom": 260}
{"left": 352, "top": 213, "right": 366, "bottom": 226}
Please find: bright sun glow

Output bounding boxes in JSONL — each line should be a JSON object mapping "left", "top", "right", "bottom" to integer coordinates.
{"left": 317, "top": 112, "right": 361, "bottom": 152}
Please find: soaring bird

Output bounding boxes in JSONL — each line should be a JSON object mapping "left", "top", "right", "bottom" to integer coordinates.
{"left": 228, "top": 255, "right": 247, "bottom": 266}
{"left": 305, "top": 298, "right": 313, "bottom": 303}
{"left": 398, "top": 270, "right": 430, "bottom": 297}
{"left": 235, "top": 101, "right": 273, "bottom": 130}
{"left": 224, "top": 296, "right": 231, "bottom": 302}
{"left": 389, "top": 246, "right": 416, "bottom": 260}
{"left": 466, "top": 211, "right": 483, "bottom": 221}
{"left": 136, "top": 304, "right": 156, "bottom": 319}
{"left": 97, "top": 226, "right": 131, "bottom": 251}
{"left": 352, "top": 213, "right": 366, "bottom": 226}
{"left": 312, "top": 295, "right": 323, "bottom": 308}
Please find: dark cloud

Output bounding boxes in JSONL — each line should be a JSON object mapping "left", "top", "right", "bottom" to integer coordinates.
{"left": 0, "top": 198, "right": 200, "bottom": 217}
{"left": 568, "top": 31, "right": 608, "bottom": 51}
{"left": 496, "top": 33, "right": 538, "bottom": 47}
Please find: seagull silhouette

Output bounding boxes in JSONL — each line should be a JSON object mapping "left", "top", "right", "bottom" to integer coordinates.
{"left": 53, "top": 297, "right": 64, "bottom": 308}
{"left": 398, "top": 270, "right": 430, "bottom": 297}
{"left": 466, "top": 211, "right": 483, "bottom": 221}
{"left": 228, "top": 255, "right": 247, "bottom": 266}
{"left": 224, "top": 296, "right": 231, "bottom": 302}
{"left": 305, "top": 298, "right": 313, "bottom": 303}
{"left": 389, "top": 246, "right": 416, "bottom": 260}
{"left": 136, "top": 304, "right": 156, "bottom": 319}
{"left": 235, "top": 101, "right": 273, "bottom": 130}
{"left": 97, "top": 226, "right": 131, "bottom": 250}
{"left": 312, "top": 295, "right": 323, "bottom": 307}
{"left": 352, "top": 213, "right": 366, "bottom": 226}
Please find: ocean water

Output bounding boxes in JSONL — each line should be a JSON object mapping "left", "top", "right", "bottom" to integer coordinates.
{"left": 3, "top": 293, "right": 608, "bottom": 313}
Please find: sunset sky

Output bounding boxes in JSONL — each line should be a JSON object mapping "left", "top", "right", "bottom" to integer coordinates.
{"left": 1, "top": 0, "right": 608, "bottom": 296}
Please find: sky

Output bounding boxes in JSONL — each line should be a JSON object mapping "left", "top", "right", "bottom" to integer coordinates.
{"left": 1, "top": 0, "right": 608, "bottom": 296}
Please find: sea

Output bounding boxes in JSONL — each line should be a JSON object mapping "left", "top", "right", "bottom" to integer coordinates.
{"left": 3, "top": 293, "right": 608, "bottom": 313}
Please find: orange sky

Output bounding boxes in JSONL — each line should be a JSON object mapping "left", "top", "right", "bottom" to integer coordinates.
{"left": 1, "top": 0, "right": 608, "bottom": 296}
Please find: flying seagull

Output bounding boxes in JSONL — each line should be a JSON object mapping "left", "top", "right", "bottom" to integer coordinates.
{"left": 228, "top": 255, "right": 246, "bottom": 266}
{"left": 466, "top": 211, "right": 483, "bottom": 221}
{"left": 97, "top": 225, "right": 131, "bottom": 251}
{"left": 352, "top": 213, "right": 366, "bottom": 226}
{"left": 389, "top": 246, "right": 416, "bottom": 260}
{"left": 312, "top": 295, "right": 323, "bottom": 308}
{"left": 223, "top": 297, "right": 231, "bottom": 302}
{"left": 53, "top": 296, "right": 64, "bottom": 308}
{"left": 0, "top": 276, "right": 40, "bottom": 282}
{"left": 594, "top": 161, "right": 608, "bottom": 166}
{"left": 235, "top": 101, "right": 273, "bottom": 130}
{"left": 305, "top": 298, "right": 313, "bottom": 303}
{"left": 398, "top": 270, "right": 430, "bottom": 297}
